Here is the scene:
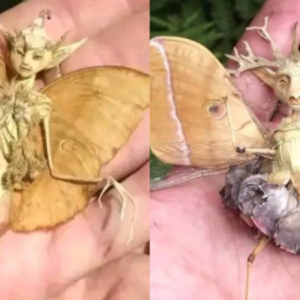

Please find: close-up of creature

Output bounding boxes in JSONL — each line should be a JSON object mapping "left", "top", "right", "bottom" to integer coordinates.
{"left": 0, "top": 0, "right": 150, "bottom": 300}
{"left": 150, "top": 0, "right": 300, "bottom": 300}
{"left": 8, "top": 0, "right": 300, "bottom": 300}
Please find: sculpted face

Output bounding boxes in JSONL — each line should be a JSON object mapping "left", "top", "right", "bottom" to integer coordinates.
{"left": 9, "top": 34, "right": 53, "bottom": 78}
{"left": 254, "top": 61, "right": 300, "bottom": 111}
{"left": 273, "top": 63, "right": 300, "bottom": 111}
{"left": 2, "top": 10, "right": 87, "bottom": 79}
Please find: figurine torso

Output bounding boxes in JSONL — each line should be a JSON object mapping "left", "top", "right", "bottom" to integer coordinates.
{"left": 270, "top": 116, "right": 300, "bottom": 183}
{"left": 0, "top": 82, "right": 51, "bottom": 158}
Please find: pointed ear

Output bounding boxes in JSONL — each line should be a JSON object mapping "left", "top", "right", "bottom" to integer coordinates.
{"left": 0, "top": 23, "right": 14, "bottom": 42}
{"left": 253, "top": 67, "right": 276, "bottom": 88}
{"left": 46, "top": 38, "right": 88, "bottom": 69}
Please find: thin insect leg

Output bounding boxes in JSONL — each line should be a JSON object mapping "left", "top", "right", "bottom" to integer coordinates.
{"left": 245, "top": 235, "right": 270, "bottom": 300}
{"left": 225, "top": 98, "right": 239, "bottom": 149}
{"left": 104, "top": 177, "right": 135, "bottom": 244}
{"left": 96, "top": 176, "right": 136, "bottom": 245}
{"left": 97, "top": 180, "right": 112, "bottom": 209}
{"left": 97, "top": 178, "right": 127, "bottom": 219}
{"left": 225, "top": 99, "right": 275, "bottom": 157}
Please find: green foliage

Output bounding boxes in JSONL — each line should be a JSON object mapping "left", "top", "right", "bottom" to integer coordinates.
{"left": 150, "top": 0, "right": 266, "bottom": 182}
{"left": 0, "top": 0, "right": 23, "bottom": 13}
{"left": 151, "top": 0, "right": 266, "bottom": 61}
{"left": 150, "top": 151, "right": 173, "bottom": 184}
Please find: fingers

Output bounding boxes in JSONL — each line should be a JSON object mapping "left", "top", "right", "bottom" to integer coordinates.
{"left": 61, "top": 10, "right": 150, "bottom": 74}
{"left": 151, "top": 179, "right": 236, "bottom": 300}
{"left": 228, "top": 0, "right": 300, "bottom": 121}
{"left": 0, "top": 157, "right": 149, "bottom": 299}
{"left": 0, "top": 0, "right": 147, "bottom": 41}
{"left": 101, "top": 110, "right": 149, "bottom": 181}
{"left": 92, "top": 254, "right": 149, "bottom": 300}
{"left": 51, "top": 254, "right": 149, "bottom": 300}
{"left": 0, "top": 232, "right": 51, "bottom": 300}
{"left": 47, "top": 161, "right": 149, "bottom": 297}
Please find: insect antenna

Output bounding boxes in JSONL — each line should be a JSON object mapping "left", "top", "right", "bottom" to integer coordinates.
{"left": 223, "top": 97, "right": 239, "bottom": 150}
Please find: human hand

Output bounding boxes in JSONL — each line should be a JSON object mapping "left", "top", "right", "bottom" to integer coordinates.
{"left": 0, "top": 0, "right": 149, "bottom": 299}
{"left": 151, "top": 1, "right": 300, "bottom": 299}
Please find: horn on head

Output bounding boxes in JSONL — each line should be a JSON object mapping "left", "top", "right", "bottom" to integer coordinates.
{"left": 0, "top": 24, "right": 18, "bottom": 48}
{"left": 53, "top": 31, "right": 68, "bottom": 50}
{"left": 58, "top": 32, "right": 68, "bottom": 46}
{"left": 290, "top": 22, "right": 300, "bottom": 62}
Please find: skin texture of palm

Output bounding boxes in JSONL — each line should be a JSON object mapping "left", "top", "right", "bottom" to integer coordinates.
{"left": 151, "top": 0, "right": 300, "bottom": 299}
{"left": 0, "top": 0, "right": 149, "bottom": 299}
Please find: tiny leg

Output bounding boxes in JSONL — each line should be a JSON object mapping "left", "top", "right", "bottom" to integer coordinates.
{"left": 96, "top": 176, "right": 136, "bottom": 245}
{"left": 245, "top": 235, "right": 270, "bottom": 300}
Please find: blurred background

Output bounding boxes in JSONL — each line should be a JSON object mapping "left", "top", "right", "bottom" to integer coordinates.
{"left": 0, "top": 0, "right": 22, "bottom": 14}
{"left": 150, "top": 0, "right": 267, "bottom": 182}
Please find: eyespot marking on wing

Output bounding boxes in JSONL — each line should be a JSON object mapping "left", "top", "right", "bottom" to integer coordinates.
{"left": 204, "top": 99, "right": 227, "bottom": 120}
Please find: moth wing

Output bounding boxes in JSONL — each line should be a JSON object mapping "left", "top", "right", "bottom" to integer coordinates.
{"left": 0, "top": 54, "right": 8, "bottom": 86}
{"left": 150, "top": 36, "right": 268, "bottom": 172}
{"left": 10, "top": 66, "right": 149, "bottom": 231}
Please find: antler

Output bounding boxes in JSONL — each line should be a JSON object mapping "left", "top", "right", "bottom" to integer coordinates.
{"left": 290, "top": 22, "right": 300, "bottom": 62}
{"left": 226, "top": 16, "right": 287, "bottom": 77}
{"left": 226, "top": 41, "right": 279, "bottom": 76}
{"left": 246, "top": 16, "right": 284, "bottom": 60}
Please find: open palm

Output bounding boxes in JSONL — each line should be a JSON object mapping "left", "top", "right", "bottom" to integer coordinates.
{"left": 0, "top": 0, "right": 149, "bottom": 299}
{"left": 151, "top": 1, "right": 300, "bottom": 299}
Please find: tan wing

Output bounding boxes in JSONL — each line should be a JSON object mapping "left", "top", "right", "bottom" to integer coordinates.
{"left": 10, "top": 66, "right": 149, "bottom": 231}
{"left": 0, "top": 53, "right": 7, "bottom": 85}
{"left": 150, "top": 36, "right": 268, "bottom": 171}
{"left": 0, "top": 56, "right": 6, "bottom": 85}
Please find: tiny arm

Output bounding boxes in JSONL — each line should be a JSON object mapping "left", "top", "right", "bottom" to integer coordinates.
{"left": 235, "top": 145, "right": 276, "bottom": 157}
{"left": 42, "top": 116, "right": 103, "bottom": 183}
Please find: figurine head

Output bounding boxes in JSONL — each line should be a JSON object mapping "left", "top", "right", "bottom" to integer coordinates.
{"left": 269, "top": 61, "right": 300, "bottom": 111}
{"left": 1, "top": 10, "right": 86, "bottom": 79}
{"left": 254, "top": 23, "right": 300, "bottom": 110}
